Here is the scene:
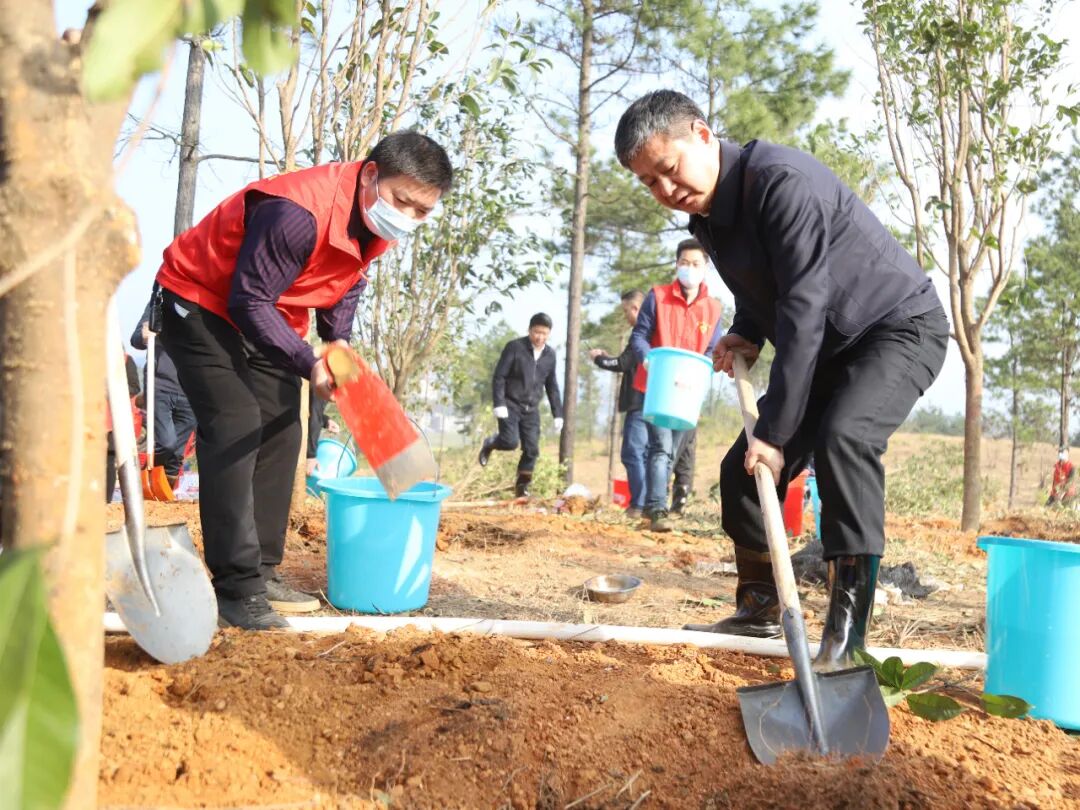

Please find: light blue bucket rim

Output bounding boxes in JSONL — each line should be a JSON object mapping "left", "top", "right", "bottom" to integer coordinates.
{"left": 311, "top": 437, "right": 357, "bottom": 478}
{"left": 977, "top": 535, "right": 1080, "bottom": 555}
{"left": 647, "top": 346, "right": 713, "bottom": 367}
{"left": 317, "top": 476, "right": 452, "bottom": 503}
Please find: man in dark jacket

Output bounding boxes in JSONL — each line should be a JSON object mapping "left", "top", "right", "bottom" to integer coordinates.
{"left": 590, "top": 290, "right": 646, "bottom": 517}
{"left": 478, "top": 312, "right": 564, "bottom": 497}
{"left": 615, "top": 91, "right": 948, "bottom": 670}
{"left": 131, "top": 294, "right": 197, "bottom": 488}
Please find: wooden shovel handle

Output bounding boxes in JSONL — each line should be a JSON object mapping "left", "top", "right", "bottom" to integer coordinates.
{"left": 731, "top": 355, "right": 802, "bottom": 614}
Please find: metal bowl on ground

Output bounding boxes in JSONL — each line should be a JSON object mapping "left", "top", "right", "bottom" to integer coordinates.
{"left": 583, "top": 574, "right": 642, "bottom": 604}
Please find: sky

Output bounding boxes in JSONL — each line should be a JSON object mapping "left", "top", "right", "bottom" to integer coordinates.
{"left": 52, "top": 0, "right": 1080, "bottom": 418}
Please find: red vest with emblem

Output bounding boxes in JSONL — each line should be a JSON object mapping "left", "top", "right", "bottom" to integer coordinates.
{"left": 156, "top": 162, "right": 390, "bottom": 338}
{"left": 633, "top": 281, "right": 723, "bottom": 393}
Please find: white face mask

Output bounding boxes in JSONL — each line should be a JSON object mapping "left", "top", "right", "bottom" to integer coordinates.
{"left": 676, "top": 262, "right": 705, "bottom": 290}
{"left": 1060, "top": 451, "right": 1069, "bottom": 462}
{"left": 362, "top": 174, "right": 424, "bottom": 242}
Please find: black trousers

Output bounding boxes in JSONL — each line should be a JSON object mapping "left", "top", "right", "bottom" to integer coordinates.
{"left": 490, "top": 403, "right": 540, "bottom": 473}
{"left": 673, "top": 428, "right": 697, "bottom": 491}
{"left": 160, "top": 290, "right": 302, "bottom": 598}
{"left": 720, "top": 309, "right": 948, "bottom": 559}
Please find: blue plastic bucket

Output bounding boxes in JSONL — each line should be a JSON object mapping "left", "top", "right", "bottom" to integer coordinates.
{"left": 305, "top": 438, "right": 358, "bottom": 497}
{"left": 319, "top": 477, "right": 451, "bottom": 613}
{"left": 977, "top": 535, "right": 1080, "bottom": 730}
{"left": 642, "top": 347, "right": 713, "bottom": 430}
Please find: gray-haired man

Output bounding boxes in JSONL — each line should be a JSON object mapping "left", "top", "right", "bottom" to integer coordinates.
{"left": 614, "top": 90, "right": 948, "bottom": 671}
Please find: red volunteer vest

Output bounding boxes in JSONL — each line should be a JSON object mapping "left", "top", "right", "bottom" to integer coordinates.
{"left": 156, "top": 162, "right": 390, "bottom": 338}
{"left": 633, "top": 281, "right": 723, "bottom": 393}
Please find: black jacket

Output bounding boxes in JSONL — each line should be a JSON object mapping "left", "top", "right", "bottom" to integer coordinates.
{"left": 689, "top": 139, "right": 941, "bottom": 446}
{"left": 493, "top": 337, "right": 563, "bottom": 417}
{"left": 593, "top": 341, "right": 643, "bottom": 413}
{"left": 131, "top": 298, "right": 183, "bottom": 393}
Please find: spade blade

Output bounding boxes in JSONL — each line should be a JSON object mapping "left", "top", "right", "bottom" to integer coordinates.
{"left": 737, "top": 666, "right": 889, "bottom": 765}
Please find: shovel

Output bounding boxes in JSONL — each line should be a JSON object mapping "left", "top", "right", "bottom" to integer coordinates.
{"left": 322, "top": 344, "right": 436, "bottom": 499}
{"left": 140, "top": 295, "right": 176, "bottom": 502}
{"left": 105, "top": 297, "right": 217, "bottom": 664}
{"left": 731, "top": 354, "right": 888, "bottom": 765}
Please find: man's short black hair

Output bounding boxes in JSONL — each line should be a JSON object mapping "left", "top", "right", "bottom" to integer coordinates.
{"left": 621, "top": 289, "right": 644, "bottom": 303}
{"left": 676, "top": 238, "right": 705, "bottom": 261}
{"left": 615, "top": 91, "right": 709, "bottom": 169}
{"left": 368, "top": 130, "right": 453, "bottom": 192}
{"left": 529, "top": 312, "right": 553, "bottom": 330}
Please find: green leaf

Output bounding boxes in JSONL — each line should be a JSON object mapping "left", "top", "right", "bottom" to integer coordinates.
{"left": 881, "top": 656, "right": 906, "bottom": 689}
{"left": 0, "top": 550, "right": 80, "bottom": 810}
{"left": 901, "top": 662, "right": 938, "bottom": 691}
{"left": 241, "top": 0, "right": 300, "bottom": 75}
{"left": 981, "top": 693, "right": 1033, "bottom": 719}
{"left": 181, "top": 0, "right": 244, "bottom": 34}
{"left": 880, "top": 685, "right": 909, "bottom": 708}
{"left": 82, "top": 0, "right": 183, "bottom": 101}
{"left": 853, "top": 647, "right": 885, "bottom": 681}
{"left": 906, "top": 692, "right": 965, "bottom": 722}
{"left": 459, "top": 93, "right": 482, "bottom": 119}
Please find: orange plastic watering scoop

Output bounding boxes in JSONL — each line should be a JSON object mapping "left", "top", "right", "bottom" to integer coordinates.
{"left": 323, "top": 345, "right": 436, "bottom": 499}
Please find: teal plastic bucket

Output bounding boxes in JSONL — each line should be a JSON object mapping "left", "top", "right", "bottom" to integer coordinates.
{"left": 977, "top": 535, "right": 1080, "bottom": 730}
{"left": 305, "top": 438, "right": 357, "bottom": 497}
{"left": 319, "top": 477, "right": 451, "bottom": 613}
{"left": 642, "top": 347, "right": 713, "bottom": 430}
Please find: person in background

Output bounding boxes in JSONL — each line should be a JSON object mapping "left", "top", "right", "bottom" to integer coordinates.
{"left": 630, "top": 239, "right": 723, "bottom": 533}
{"left": 615, "top": 90, "right": 947, "bottom": 671}
{"left": 105, "top": 353, "right": 142, "bottom": 502}
{"left": 131, "top": 294, "right": 197, "bottom": 490}
{"left": 670, "top": 428, "right": 697, "bottom": 514}
{"left": 590, "top": 290, "right": 647, "bottom": 518}
{"left": 305, "top": 387, "right": 341, "bottom": 476}
{"left": 478, "top": 313, "right": 564, "bottom": 498}
{"left": 1048, "top": 446, "right": 1077, "bottom": 507}
{"left": 156, "top": 130, "right": 452, "bottom": 630}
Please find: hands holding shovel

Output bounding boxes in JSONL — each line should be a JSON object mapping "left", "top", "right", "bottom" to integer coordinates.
{"left": 713, "top": 334, "right": 784, "bottom": 484}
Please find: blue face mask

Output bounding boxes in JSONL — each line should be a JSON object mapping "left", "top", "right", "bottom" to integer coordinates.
{"left": 362, "top": 174, "right": 424, "bottom": 242}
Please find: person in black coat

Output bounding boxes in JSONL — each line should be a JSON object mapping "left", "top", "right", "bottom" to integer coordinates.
{"left": 590, "top": 290, "right": 646, "bottom": 517}
{"left": 478, "top": 313, "right": 564, "bottom": 496}
{"left": 615, "top": 90, "right": 948, "bottom": 671}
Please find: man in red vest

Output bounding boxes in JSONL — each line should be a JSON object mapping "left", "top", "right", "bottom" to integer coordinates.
{"left": 156, "top": 131, "right": 452, "bottom": 630}
{"left": 630, "top": 238, "right": 723, "bottom": 532}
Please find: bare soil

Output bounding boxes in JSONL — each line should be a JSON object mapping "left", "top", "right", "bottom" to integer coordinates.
{"left": 101, "top": 629, "right": 1079, "bottom": 809}
{"left": 100, "top": 458, "right": 1080, "bottom": 808}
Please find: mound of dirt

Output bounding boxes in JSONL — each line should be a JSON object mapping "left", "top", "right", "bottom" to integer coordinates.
{"left": 437, "top": 513, "right": 533, "bottom": 551}
{"left": 100, "top": 629, "right": 1079, "bottom": 809}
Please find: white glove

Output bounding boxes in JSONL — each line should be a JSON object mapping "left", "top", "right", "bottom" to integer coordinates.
{"left": 493, "top": 406, "right": 509, "bottom": 419}
{"left": 554, "top": 417, "right": 564, "bottom": 432}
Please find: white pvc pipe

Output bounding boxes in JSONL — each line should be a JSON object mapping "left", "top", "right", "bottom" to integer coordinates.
{"left": 103, "top": 613, "right": 985, "bottom": 670}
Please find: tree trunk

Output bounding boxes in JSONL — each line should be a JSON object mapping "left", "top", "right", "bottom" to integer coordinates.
{"left": 557, "top": 0, "right": 593, "bottom": 483}
{"left": 174, "top": 38, "right": 206, "bottom": 236}
{"left": 1060, "top": 341, "right": 1072, "bottom": 449}
{"left": 1008, "top": 362, "right": 1018, "bottom": 511}
{"left": 290, "top": 379, "right": 310, "bottom": 513}
{"left": 606, "top": 374, "right": 619, "bottom": 502}
{"left": 0, "top": 7, "right": 138, "bottom": 807}
{"left": 961, "top": 350, "right": 984, "bottom": 530}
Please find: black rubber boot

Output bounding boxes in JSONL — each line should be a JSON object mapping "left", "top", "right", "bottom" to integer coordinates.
{"left": 515, "top": 470, "right": 533, "bottom": 498}
{"left": 812, "top": 555, "right": 880, "bottom": 672}
{"left": 670, "top": 484, "right": 691, "bottom": 515}
{"left": 477, "top": 436, "right": 497, "bottom": 467}
{"left": 683, "top": 547, "right": 780, "bottom": 637}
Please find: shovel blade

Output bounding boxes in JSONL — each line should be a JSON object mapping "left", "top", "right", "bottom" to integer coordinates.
{"left": 737, "top": 666, "right": 889, "bottom": 765}
{"left": 105, "top": 523, "right": 217, "bottom": 664}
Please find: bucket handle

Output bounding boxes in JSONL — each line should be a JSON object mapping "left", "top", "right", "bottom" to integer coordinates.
{"left": 407, "top": 416, "right": 440, "bottom": 500}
